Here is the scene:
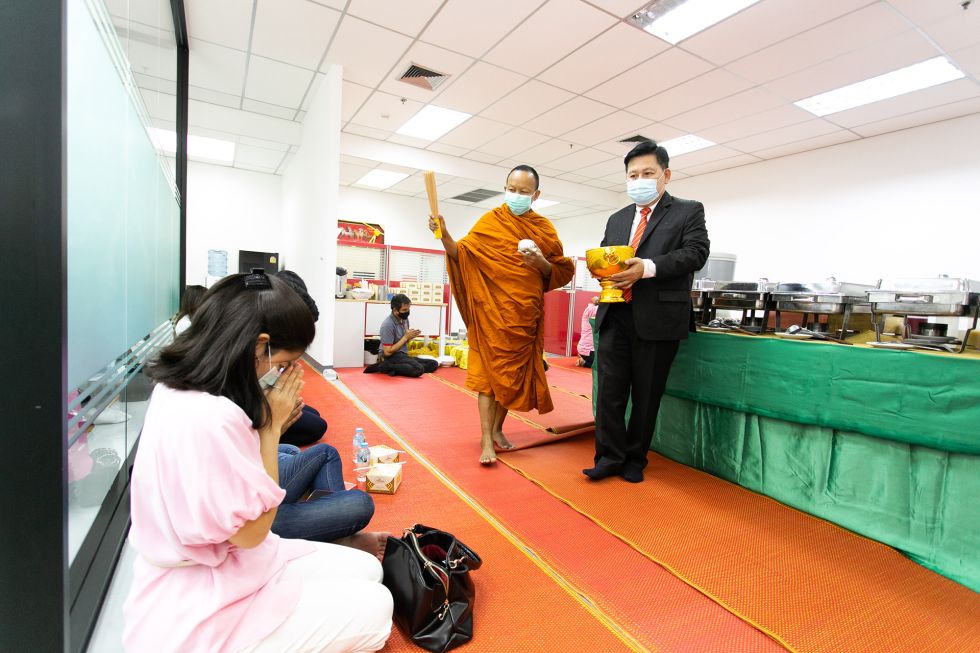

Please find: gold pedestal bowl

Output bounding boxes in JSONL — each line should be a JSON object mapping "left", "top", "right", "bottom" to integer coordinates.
{"left": 585, "top": 245, "right": 636, "bottom": 303}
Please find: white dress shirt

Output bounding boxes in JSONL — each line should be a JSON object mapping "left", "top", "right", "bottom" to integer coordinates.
{"left": 629, "top": 196, "right": 661, "bottom": 279}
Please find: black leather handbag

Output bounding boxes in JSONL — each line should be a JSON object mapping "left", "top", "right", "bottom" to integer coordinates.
{"left": 381, "top": 524, "right": 482, "bottom": 653}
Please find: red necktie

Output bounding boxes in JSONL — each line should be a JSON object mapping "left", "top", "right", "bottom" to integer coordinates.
{"left": 623, "top": 206, "right": 651, "bottom": 302}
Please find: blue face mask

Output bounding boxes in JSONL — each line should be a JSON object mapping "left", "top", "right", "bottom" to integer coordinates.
{"left": 504, "top": 191, "right": 533, "bottom": 216}
{"left": 626, "top": 176, "right": 662, "bottom": 206}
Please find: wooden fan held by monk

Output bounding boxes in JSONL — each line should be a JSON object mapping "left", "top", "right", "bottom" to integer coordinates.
{"left": 424, "top": 171, "right": 442, "bottom": 239}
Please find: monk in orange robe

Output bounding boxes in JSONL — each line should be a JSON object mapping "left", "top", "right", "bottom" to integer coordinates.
{"left": 429, "top": 165, "right": 574, "bottom": 464}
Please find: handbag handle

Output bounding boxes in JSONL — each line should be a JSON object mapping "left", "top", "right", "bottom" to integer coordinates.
{"left": 404, "top": 528, "right": 451, "bottom": 620}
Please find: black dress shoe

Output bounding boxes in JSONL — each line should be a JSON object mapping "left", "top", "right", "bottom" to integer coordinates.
{"left": 582, "top": 465, "right": 621, "bottom": 481}
{"left": 621, "top": 468, "right": 644, "bottom": 483}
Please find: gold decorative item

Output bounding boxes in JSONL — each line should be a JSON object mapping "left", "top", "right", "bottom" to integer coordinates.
{"left": 586, "top": 246, "right": 636, "bottom": 303}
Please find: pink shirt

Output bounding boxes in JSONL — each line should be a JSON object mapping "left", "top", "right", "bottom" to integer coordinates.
{"left": 123, "top": 384, "right": 314, "bottom": 653}
{"left": 577, "top": 302, "right": 599, "bottom": 356}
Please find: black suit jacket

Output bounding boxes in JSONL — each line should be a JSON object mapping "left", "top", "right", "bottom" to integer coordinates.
{"left": 595, "top": 191, "right": 710, "bottom": 341}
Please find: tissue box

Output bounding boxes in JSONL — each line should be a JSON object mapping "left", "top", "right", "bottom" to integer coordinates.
{"left": 369, "top": 445, "right": 400, "bottom": 465}
{"left": 366, "top": 463, "right": 402, "bottom": 494}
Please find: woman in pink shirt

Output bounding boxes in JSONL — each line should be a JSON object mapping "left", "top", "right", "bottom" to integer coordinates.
{"left": 124, "top": 270, "right": 392, "bottom": 653}
{"left": 576, "top": 296, "right": 600, "bottom": 368}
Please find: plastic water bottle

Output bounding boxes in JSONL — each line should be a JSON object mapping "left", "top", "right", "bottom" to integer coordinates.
{"left": 352, "top": 427, "right": 366, "bottom": 464}
{"left": 355, "top": 434, "right": 371, "bottom": 485}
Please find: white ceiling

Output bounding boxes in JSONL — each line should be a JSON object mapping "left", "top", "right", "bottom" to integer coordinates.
{"left": 118, "top": 0, "right": 980, "bottom": 215}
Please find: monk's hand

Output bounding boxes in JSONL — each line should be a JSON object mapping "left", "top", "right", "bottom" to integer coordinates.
{"left": 520, "top": 248, "right": 552, "bottom": 276}
{"left": 428, "top": 214, "right": 447, "bottom": 236}
{"left": 610, "top": 258, "right": 645, "bottom": 289}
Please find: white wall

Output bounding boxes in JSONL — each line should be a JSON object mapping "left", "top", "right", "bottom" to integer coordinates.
{"left": 281, "top": 65, "right": 343, "bottom": 366}
{"left": 668, "top": 113, "right": 980, "bottom": 283}
{"left": 184, "top": 161, "right": 283, "bottom": 285}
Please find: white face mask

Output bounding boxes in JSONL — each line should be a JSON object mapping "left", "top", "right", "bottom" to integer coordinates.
{"left": 257, "top": 343, "right": 282, "bottom": 389}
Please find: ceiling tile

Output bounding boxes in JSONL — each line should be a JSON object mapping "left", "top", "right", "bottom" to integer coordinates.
{"left": 438, "top": 116, "right": 513, "bottom": 150}
{"left": 350, "top": 91, "right": 423, "bottom": 131}
{"left": 663, "top": 88, "right": 785, "bottom": 133}
{"left": 951, "top": 42, "right": 980, "bottom": 80}
{"left": 340, "top": 154, "right": 381, "bottom": 167}
{"left": 752, "top": 130, "right": 860, "bottom": 160}
{"left": 242, "top": 98, "right": 296, "bottom": 120}
{"left": 698, "top": 104, "right": 815, "bottom": 144}
{"left": 322, "top": 16, "right": 413, "bottom": 87}
{"left": 763, "top": 30, "right": 941, "bottom": 102}
{"left": 823, "top": 78, "right": 980, "bottom": 129}
{"left": 426, "top": 142, "right": 470, "bottom": 156}
{"left": 346, "top": 0, "right": 443, "bottom": 37}
{"left": 140, "top": 88, "right": 177, "bottom": 122}
{"left": 849, "top": 96, "right": 980, "bottom": 138}
{"left": 480, "top": 80, "right": 574, "bottom": 126}
{"left": 561, "top": 111, "right": 652, "bottom": 146}
{"left": 420, "top": 0, "right": 544, "bottom": 58}
{"left": 483, "top": 0, "right": 618, "bottom": 77}
{"left": 474, "top": 128, "right": 552, "bottom": 158}
{"left": 628, "top": 68, "right": 752, "bottom": 121}
{"left": 386, "top": 133, "right": 432, "bottom": 148}
{"left": 523, "top": 96, "right": 617, "bottom": 137}
{"left": 343, "top": 123, "right": 393, "bottom": 140}
{"left": 339, "top": 161, "right": 377, "bottom": 183}
{"left": 235, "top": 144, "right": 287, "bottom": 169}
{"left": 341, "top": 81, "right": 372, "bottom": 122}
{"left": 726, "top": 3, "right": 910, "bottom": 85}
{"left": 376, "top": 42, "right": 474, "bottom": 103}
{"left": 538, "top": 23, "right": 669, "bottom": 94}
{"left": 244, "top": 55, "right": 315, "bottom": 107}
{"left": 921, "top": 7, "right": 980, "bottom": 52}
{"left": 251, "top": 0, "right": 341, "bottom": 70}
{"left": 546, "top": 147, "right": 615, "bottom": 172}
{"left": 680, "top": 153, "right": 762, "bottom": 177}
{"left": 680, "top": 0, "right": 875, "bottom": 66}
{"left": 725, "top": 119, "right": 843, "bottom": 153}
{"left": 667, "top": 145, "right": 743, "bottom": 169}
{"left": 238, "top": 135, "right": 289, "bottom": 152}
{"left": 134, "top": 72, "right": 176, "bottom": 95}
{"left": 585, "top": 47, "right": 714, "bottom": 108}
{"left": 185, "top": 0, "right": 254, "bottom": 51}
{"left": 514, "top": 139, "right": 579, "bottom": 164}
{"left": 308, "top": 0, "right": 347, "bottom": 11}
{"left": 570, "top": 158, "right": 623, "bottom": 180}
{"left": 184, "top": 85, "right": 235, "bottom": 114}
{"left": 462, "top": 151, "right": 504, "bottom": 164}
{"left": 124, "top": 31, "right": 177, "bottom": 81}
{"left": 388, "top": 172, "right": 429, "bottom": 194}
{"left": 582, "top": 0, "right": 649, "bottom": 18}
{"left": 883, "top": 0, "right": 963, "bottom": 25}
{"left": 189, "top": 40, "right": 247, "bottom": 96}
{"left": 434, "top": 62, "right": 527, "bottom": 115}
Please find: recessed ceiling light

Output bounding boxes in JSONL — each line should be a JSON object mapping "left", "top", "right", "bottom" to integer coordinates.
{"left": 658, "top": 134, "right": 716, "bottom": 157}
{"left": 396, "top": 105, "right": 471, "bottom": 141}
{"left": 355, "top": 169, "right": 410, "bottom": 189}
{"left": 531, "top": 199, "right": 559, "bottom": 210}
{"left": 794, "top": 56, "right": 965, "bottom": 117}
{"left": 631, "top": 0, "right": 761, "bottom": 45}
{"left": 148, "top": 127, "right": 236, "bottom": 164}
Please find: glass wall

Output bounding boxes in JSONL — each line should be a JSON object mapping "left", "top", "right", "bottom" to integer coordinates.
{"left": 66, "top": 0, "right": 179, "bottom": 564}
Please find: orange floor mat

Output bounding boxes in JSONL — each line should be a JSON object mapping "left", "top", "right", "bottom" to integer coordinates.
{"left": 299, "top": 364, "right": 638, "bottom": 652}
{"left": 548, "top": 355, "right": 593, "bottom": 372}
{"left": 499, "top": 436, "right": 980, "bottom": 653}
{"left": 338, "top": 369, "right": 785, "bottom": 653}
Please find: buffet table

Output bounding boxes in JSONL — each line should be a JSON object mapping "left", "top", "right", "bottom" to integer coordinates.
{"left": 595, "top": 330, "right": 980, "bottom": 592}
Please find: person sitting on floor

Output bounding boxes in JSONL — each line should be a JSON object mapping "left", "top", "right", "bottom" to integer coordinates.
{"left": 576, "top": 296, "right": 600, "bottom": 368}
{"left": 367, "top": 294, "right": 438, "bottom": 377}
{"left": 275, "top": 269, "right": 329, "bottom": 447}
{"left": 124, "top": 270, "right": 391, "bottom": 653}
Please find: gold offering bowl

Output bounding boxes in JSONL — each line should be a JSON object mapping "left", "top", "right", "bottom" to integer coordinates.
{"left": 585, "top": 245, "right": 636, "bottom": 303}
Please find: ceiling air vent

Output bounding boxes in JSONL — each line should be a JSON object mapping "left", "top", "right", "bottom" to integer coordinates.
{"left": 450, "top": 189, "right": 502, "bottom": 203}
{"left": 398, "top": 63, "right": 450, "bottom": 91}
{"left": 619, "top": 134, "right": 653, "bottom": 143}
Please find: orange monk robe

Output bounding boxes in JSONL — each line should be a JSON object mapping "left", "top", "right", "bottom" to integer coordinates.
{"left": 447, "top": 205, "right": 574, "bottom": 414}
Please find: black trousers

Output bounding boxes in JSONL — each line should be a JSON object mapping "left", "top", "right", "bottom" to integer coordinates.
{"left": 377, "top": 351, "right": 438, "bottom": 377}
{"left": 594, "top": 303, "right": 679, "bottom": 473}
{"left": 280, "top": 405, "right": 328, "bottom": 447}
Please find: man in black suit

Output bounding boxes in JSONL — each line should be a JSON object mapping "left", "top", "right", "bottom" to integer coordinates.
{"left": 584, "top": 140, "right": 710, "bottom": 483}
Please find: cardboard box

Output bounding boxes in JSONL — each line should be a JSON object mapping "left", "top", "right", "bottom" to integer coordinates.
{"left": 421, "top": 282, "right": 433, "bottom": 291}
{"left": 369, "top": 445, "right": 400, "bottom": 465}
{"left": 366, "top": 463, "right": 403, "bottom": 494}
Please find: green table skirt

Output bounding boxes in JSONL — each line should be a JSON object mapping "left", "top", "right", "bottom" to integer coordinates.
{"left": 590, "top": 327, "right": 980, "bottom": 592}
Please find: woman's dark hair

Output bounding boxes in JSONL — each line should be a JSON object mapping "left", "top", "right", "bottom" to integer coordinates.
{"left": 624, "top": 140, "right": 669, "bottom": 170}
{"left": 507, "top": 164, "right": 540, "bottom": 191}
{"left": 276, "top": 270, "right": 319, "bottom": 322}
{"left": 175, "top": 285, "right": 207, "bottom": 323}
{"left": 149, "top": 273, "right": 316, "bottom": 429}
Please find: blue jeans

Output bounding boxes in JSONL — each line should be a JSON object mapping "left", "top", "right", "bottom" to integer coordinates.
{"left": 272, "top": 443, "right": 375, "bottom": 542}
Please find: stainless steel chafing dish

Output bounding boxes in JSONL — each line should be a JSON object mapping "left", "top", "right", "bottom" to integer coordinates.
{"left": 705, "top": 279, "right": 777, "bottom": 331}
{"left": 771, "top": 278, "right": 874, "bottom": 313}
{"left": 691, "top": 279, "right": 717, "bottom": 325}
{"left": 869, "top": 277, "right": 979, "bottom": 352}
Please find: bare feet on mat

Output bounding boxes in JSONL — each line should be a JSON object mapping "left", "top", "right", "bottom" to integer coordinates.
{"left": 334, "top": 531, "right": 390, "bottom": 561}
{"left": 492, "top": 431, "right": 514, "bottom": 451}
{"left": 479, "top": 445, "right": 497, "bottom": 465}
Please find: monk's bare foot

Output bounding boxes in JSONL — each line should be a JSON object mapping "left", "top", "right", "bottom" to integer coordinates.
{"left": 492, "top": 431, "right": 514, "bottom": 451}
{"left": 334, "top": 531, "right": 390, "bottom": 561}
{"left": 480, "top": 445, "right": 497, "bottom": 465}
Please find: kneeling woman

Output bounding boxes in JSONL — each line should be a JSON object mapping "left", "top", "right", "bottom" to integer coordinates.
{"left": 123, "top": 271, "right": 392, "bottom": 653}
